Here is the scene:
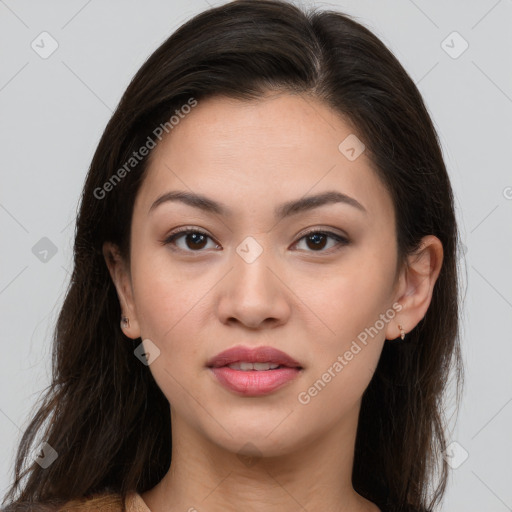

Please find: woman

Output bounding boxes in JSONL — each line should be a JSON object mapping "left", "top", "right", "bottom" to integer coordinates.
{"left": 2, "top": 1, "right": 463, "bottom": 511}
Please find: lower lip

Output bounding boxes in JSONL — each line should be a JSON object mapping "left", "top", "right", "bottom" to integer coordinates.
{"left": 209, "top": 366, "right": 301, "bottom": 396}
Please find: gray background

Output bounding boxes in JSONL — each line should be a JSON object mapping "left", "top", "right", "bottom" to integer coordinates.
{"left": 1, "top": 0, "right": 511, "bottom": 510}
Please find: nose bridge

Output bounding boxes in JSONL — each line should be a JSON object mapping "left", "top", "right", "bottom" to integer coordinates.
{"left": 233, "top": 235, "right": 278, "bottom": 301}
{"left": 216, "top": 235, "right": 290, "bottom": 327}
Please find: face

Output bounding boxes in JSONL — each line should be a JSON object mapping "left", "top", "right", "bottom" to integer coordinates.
{"left": 115, "top": 92, "right": 403, "bottom": 456}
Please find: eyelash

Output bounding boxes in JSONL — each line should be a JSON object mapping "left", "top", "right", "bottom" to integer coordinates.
{"left": 160, "top": 227, "right": 350, "bottom": 254}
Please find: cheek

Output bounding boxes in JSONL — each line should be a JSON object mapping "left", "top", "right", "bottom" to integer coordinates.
{"left": 296, "top": 253, "right": 394, "bottom": 394}
{"left": 130, "top": 264, "right": 206, "bottom": 405}
{"left": 129, "top": 251, "right": 217, "bottom": 371}
{"left": 303, "top": 256, "right": 393, "bottom": 341}
{"left": 295, "top": 282, "right": 388, "bottom": 417}
{"left": 130, "top": 241, "right": 203, "bottom": 329}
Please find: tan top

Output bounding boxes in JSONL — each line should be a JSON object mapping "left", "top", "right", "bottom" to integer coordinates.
{"left": 126, "top": 492, "right": 151, "bottom": 512}
{"left": 57, "top": 491, "right": 150, "bottom": 511}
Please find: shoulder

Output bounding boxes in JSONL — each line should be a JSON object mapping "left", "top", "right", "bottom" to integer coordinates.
{"left": 380, "top": 505, "right": 432, "bottom": 512}
{"left": 0, "top": 494, "right": 122, "bottom": 512}
{"left": 57, "top": 492, "right": 148, "bottom": 512}
{"left": 56, "top": 493, "right": 123, "bottom": 512}
{"left": 1, "top": 492, "right": 147, "bottom": 512}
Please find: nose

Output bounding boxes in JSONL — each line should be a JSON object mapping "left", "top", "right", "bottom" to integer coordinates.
{"left": 215, "top": 244, "right": 292, "bottom": 330}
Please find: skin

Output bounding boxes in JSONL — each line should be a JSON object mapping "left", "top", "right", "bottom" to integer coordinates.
{"left": 104, "top": 92, "right": 443, "bottom": 512}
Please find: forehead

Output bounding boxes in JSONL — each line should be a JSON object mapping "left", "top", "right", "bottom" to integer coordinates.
{"left": 153, "top": 92, "right": 357, "bottom": 163}
{"left": 136, "top": 92, "right": 394, "bottom": 223}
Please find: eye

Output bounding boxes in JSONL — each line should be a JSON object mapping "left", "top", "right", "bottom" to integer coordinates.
{"left": 161, "top": 227, "right": 349, "bottom": 254}
{"left": 161, "top": 228, "right": 220, "bottom": 252}
{"left": 293, "top": 230, "right": 349, "bottom": 253}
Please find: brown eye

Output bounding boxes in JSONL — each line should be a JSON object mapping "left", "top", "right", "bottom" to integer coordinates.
{"left": 163, "top": 229, "right": 219, "bottom": 252}
{"left": 162, "top": 228, "right": 348, "bottom": 254}
{"left": 294, "top": 231, "right": 349, "bottom": 253}
{"left": 305, "top": 233, "right": 328, "bottom": 250}
{"left": 183, "top": 232, "right": 208, "bottom": 250}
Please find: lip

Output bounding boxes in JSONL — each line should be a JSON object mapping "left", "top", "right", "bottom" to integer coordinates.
{"left": 206, "top": 345, "right": 303, "bottom": 396}
{"left": 206, "top": 345, "right": 302, "bottom": 369}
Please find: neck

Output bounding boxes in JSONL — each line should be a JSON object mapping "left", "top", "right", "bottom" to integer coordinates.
{"left": 141, "top": 400, "right": 380, "bottom": 512}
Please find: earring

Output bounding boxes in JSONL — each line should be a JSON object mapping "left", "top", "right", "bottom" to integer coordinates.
{"left": 121, "top": 316, "right": 130, "bottom": 329}
{"left": 398, "top": 324, "right": 406, "bottom": 340}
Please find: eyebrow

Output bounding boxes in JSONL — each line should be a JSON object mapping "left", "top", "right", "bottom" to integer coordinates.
{"left": 148, "top": 190, "right": 367, "bottom": 218}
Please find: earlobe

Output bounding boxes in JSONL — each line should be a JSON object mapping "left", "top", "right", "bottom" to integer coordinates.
{"left": 102, "top": 242, "right": 142, "bottom": 339}
{"left": 386, "top": 235, "right": 443, "bottom": 340}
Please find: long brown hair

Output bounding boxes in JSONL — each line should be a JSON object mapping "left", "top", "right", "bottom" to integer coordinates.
{"left": 2, "top": 1, "right": 463, "bottom": 511}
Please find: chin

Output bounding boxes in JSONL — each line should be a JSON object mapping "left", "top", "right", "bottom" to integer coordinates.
{"left": 204, "top": 420, "right": 301, "bottom": 457}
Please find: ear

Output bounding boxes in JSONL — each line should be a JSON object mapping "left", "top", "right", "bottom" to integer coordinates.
{"left": 385, "top": 235, "right": 444, "bottom": 340}
{"left": 103, "top": 241, "right": 141, "bottom": 339}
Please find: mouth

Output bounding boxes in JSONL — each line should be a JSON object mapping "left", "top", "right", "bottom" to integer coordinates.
{"left": 223, "top": 362, "right": 290, "bottom": 371}
{"left": 206, "top": 345, "right": 303, "bottom": 370}
{"left": 206, "top": 345, "right": 303, "bottom": 396}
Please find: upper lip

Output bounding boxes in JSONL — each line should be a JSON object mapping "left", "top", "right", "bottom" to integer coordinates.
{"left": 206, "top": 345, "right": 302, "bottom": 369}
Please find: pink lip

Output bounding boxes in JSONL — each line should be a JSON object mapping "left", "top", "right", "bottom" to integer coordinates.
{"left": 206, "top": 346, "right": 303, "bottom": 396}
{"left": 206, "top": 345, "right": 302, "bottom": 369}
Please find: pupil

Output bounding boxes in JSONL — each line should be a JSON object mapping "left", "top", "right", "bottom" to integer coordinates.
{"left": 307, "top": 233, "right": 326, "bottom": 250}
{"left": 187, "top": 233, "right": 207, "bottom": 249}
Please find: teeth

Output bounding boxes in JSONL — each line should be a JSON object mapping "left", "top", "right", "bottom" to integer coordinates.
{"left": 227, "top": 362, "right": 281, "bottom": 371}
